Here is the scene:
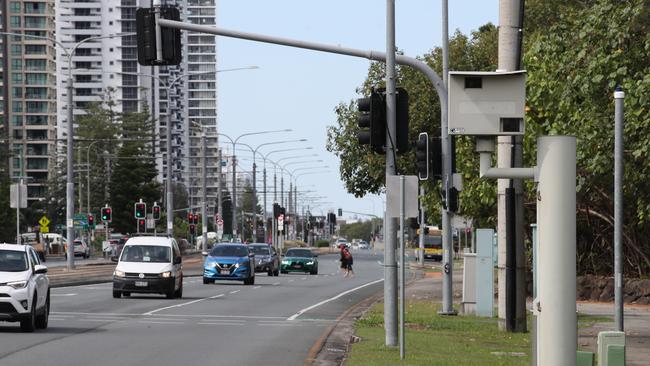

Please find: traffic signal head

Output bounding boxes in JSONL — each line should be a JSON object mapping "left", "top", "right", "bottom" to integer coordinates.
{"left": 189, "top": 224, "right": 196, "bottom": 235}
{"left": 101, "top": 207, "right": 112, "bottom": 222}
{"left": 416, "top": 132, "right": 429, "bottom": 180}
{"left": 138, "top": 219, "right": 145, "bottom": 228}
{"left": 424, "top": 227, "right": 430, "bottom": 235}
{"left": 136, "top": 6, "right": 181, "bottom": 66}
{"left": 152, "top": 205, "right": 161, "bottom": 220}
{"left": 356, "top": 90, "right": 386, "bottom": 154}
{"left": 188, "top": 213, "right": 194, "bottom": 223}
{"left": 87, "top": 214, "right": 95, "bottom": 228}
{"left": 193, "top": 214, "right": 199, "bottom": 225}
{"left": 338, "top": 208, "right": 342, "bottom": 217}
{"left": 134, "top": 202, "right": 146, "bottom": 219}
{"left": 395, "top": 88, "right": 410, "bottom": 155}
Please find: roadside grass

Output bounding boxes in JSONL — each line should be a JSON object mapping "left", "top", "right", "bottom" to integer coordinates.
{"left": 577, "top": 313, "right": 613, "bottom": 328}
{"left": 348, "top": 301, "right": 530, "bottom": 366}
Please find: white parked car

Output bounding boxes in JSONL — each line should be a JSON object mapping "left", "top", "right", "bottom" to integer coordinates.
{"left": 112, "top": 236, "right": 184, "bottom": 299}
{"left": 0, "top": 244, "right": 50, "bottom": 332}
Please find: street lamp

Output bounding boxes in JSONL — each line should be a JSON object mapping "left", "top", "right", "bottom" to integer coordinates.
{"left": 218, "top": 130, "right": 292, "bottom": 240}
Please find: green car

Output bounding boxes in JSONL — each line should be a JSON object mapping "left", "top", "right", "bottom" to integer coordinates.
{"left": 281, "top": 248, "right": 318, "bottom": 275}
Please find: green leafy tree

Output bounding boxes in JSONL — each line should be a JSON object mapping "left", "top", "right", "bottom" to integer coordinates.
{"left": 339, "top": 220, "right": 373, "bottom": 242}
{"left": 239, "top": 179, "right": 262, "bottom": 241}
{"left": 523, "top": 0, "right": 650, "bottom": 275}
{"left": 109, "top": 108, "right": 162, "bottom": 234}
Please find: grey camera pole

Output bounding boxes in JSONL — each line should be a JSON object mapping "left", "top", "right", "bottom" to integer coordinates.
{"left": 614, "top": 86, "right": 624, "bottom": 331}
{"left": 157, "top": 16, "right": 448, "bottom": 347}
{"left": 384, "top": 0, "right": 399, "bottom": 347}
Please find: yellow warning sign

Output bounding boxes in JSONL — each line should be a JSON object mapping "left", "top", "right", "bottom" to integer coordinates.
{"left": 38, "top": 216, "right": 50, "bottom": 227}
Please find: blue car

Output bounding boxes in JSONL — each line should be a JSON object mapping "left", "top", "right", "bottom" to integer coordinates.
{"left": 202, "top": 244, "right": 255, "bottom": 285}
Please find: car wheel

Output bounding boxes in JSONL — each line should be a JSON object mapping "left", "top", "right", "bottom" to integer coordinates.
{"left": 281, "top": 270, "right": 288, "bottom": 274}
{"left": 174, "top": 282, "right": 183, "bottom": 298}
{"left": 310, "top": 268, "right": 318, "bottom": 275}
{"left": 112, "top": 290, "right": 121, "bottom": 298}
{"left": 20, "top": 295, "right": 37, "bottom": 332}
{"left": 202, "top": 277, "right": 212, "bottom": 284}
{"left": 273, "top": 269, "right": 279, "bottom": 276}
{"left": 35, "top": 292, "right": 49, "bottom": 329}
{"left": 123, "top": 292, "right": 131, "bottom": 297}
{"left": 267, "top": 270, "right": 273, "bottom": 276}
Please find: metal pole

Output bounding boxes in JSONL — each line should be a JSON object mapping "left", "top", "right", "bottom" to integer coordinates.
{"left": 202, "top": 133, "right": 208, "bottom": 252}
{"left": 614, "top": 86, "right": 624, "bottom": 331}
{"left": 536, "top": 136, "right": 576, "bottom": 366}
{"left": 440, "top": 0, "right": 455, "bottom": 315}
{"left": 263, "top": 167, "right": 267, "bottom": 242}
{"left": 166, "top": 83, "right": 174, "bottom": 236}
{"left": 384, "top": 0, "right": 398, "bottom": 346}
{"left": 217, "top": 148, "right": 223, "bottom": 223}
{"left": 281, "top": 176, "right": 284, "bottom": 210}
{"left": 232, "top": 145, "right": 237, "bottom": 238}
{"left": 66, "top": 63, "right": 76, "bottom": 270}
{"left": 497, "top": 0, "right": 527, "bottom": 331}
{"left": 252, "top": 159, "right": 257, "bottom": 241}
{"left": 78, "top": 148, "right": 83, "bottom": 213}
{"left": 399, "top": 176, "right": 406, "bottom": 359}
{"left": 419, "top": 186, "right": 425, "bottom": 266}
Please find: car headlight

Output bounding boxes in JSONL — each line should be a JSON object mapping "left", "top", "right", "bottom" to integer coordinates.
{"left": 7, "top": 280, "right": 27, "bottom": 289}
{"left": 306, "top": 261, "right": 314, "bottom": 265}
{"left": 235, "top": 262, "right": 241, "bottom": 268}
{"left": 113, "top": 270, "right": 125, "bottom": 278}
{"left": 160, "top": 271, "right": 172, "bottom": 278}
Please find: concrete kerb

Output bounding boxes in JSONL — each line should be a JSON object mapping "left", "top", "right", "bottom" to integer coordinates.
{"left": 307, "top": 270, "right": 423, "bottom": 366}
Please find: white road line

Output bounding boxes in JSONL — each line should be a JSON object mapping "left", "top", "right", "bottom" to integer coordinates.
{"left": 197, "top": 322, "right": 245, "bottom": 326}
{"left": 287, "top": 279, "right": 384, "bottom": 321}
{"left": 258, "top": 323, "right": 298, "bottom": 327}
{"left": 199, "top": 319, "right": 245, "bottom": 323}
{"left": 252, "top": 286, "right": 261, "bottom": 289}
{"left": 51, "top": 311, "right": 285, "bottom": 319}
{"left": 288, "top": 279, "right": 295, "bottom": 283}
{"left": 143, "top": 293, "right": 225, "bottom": 315}
{"left": 138, "top": 320, "right": 185, "bottom": 325}
{"left": 229, "top": 290, "right": 240, "bottom": 294}
{"left": 272, "top": 282, "right": 280, "bottom": 286}
{"left": 51, "top": 293, "right": 77, "bottom": 297}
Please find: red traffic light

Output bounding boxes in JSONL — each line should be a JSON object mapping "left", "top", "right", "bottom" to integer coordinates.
{"left": 152, "top": 205, "right": 161, "bottom": 220}
{"left": 189, "top": 224, "right": 196, "bottom": 235}
{"left": 101, "top": 207, "right": 112, "bottom": 222}
{"left": 138, "top": 219, "right": 145, "bottom": 227}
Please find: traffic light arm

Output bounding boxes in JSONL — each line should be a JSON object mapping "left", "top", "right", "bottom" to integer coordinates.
{"left": 477, "top": 139, "right": 535, "bottom": 179}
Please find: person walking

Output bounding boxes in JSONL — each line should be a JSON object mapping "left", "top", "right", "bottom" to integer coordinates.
{"left": 340, "top": 244, "right": 354, "bottom": 277}
{"left": 339, "top": 244, "right": 348, "bottom": 275}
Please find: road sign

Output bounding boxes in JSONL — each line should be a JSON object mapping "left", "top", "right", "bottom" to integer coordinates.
{"left": 10, "top": 184, "right": 27, "bottom": 208}
{"left": 146, "top": 218, "right": 155, "bottom": 230}
{"left": 38, "top": 216, "right": 50, "bottom": 227}
{"left": 39, "top": 226, "right": 49, "bottom": 233}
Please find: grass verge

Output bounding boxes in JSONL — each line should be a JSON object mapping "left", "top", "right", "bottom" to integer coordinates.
{"left": 347, "top": 301, "right": 530, "bottom": 366}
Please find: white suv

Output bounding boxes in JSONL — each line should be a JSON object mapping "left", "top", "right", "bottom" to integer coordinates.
{"left": 0, "top": 244, "right": 50, "bottom": 332}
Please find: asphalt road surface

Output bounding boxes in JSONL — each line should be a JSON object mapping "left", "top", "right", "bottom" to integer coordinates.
{"left": 0, "top": 250, "right": 383, "bottom": 366}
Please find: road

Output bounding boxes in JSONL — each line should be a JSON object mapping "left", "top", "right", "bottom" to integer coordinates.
{"left": 0, "top": 250, "right": 383, "bottom": 366}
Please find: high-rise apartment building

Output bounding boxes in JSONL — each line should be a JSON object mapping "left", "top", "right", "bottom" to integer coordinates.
{"left": 1, "top": 0, "right": 57, "bottom": 204}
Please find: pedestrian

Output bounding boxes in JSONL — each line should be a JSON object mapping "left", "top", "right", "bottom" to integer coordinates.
{"left": 339, "top": 244, "right": 348, "bottom": 275}
{"left": 343, "top": 246, "right": 354, "bottom": 277}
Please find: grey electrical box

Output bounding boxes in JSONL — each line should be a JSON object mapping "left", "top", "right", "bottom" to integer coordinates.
{"left": 448, "top": 71, "right": 526, "bottom": 136}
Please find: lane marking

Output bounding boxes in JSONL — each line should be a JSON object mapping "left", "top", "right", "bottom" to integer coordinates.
{"left": 51, "top": 311, "right": 285, "bottom": 319}
{"left": 229, "top": 290, "right": 240, "bottom": 294}
{"left": 51, "top": 293, "right": 77, "bottom": 297}
{"left": 252, "top": 286, "right": 261, "bottom": 289}
{"left": 143, "top": 293, "right": 225, "bottom": 315}
{"left": 198, "top": 322, "right": 245, "bottom": 326}
{"left": 272, "top": 282, "right": 280, "bottom": 286}
{"left": 138, "top": 320, "right": 185, "bottom": 325}
{"left": 287, "top": 279, "right": 384, "bottom": 321}
{"left": 288, "top": 279, "right": 295, "bottom": 283}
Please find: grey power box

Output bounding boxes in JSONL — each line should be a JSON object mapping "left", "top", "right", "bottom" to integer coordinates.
{"left": 448, "top": 71, "right": 526, "bottom": 136}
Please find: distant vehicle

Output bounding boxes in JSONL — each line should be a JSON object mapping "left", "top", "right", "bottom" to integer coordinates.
{"left": 249, "top": 243, "right": 280, "bottom": 276}
{"left": 202, "top": 244, "right": 255, "bottom": 285}
{"left": 333, "top": 238, "right": 349, "bottom": 248}
{"left": 112, "top": 236, "right": 184, "bottom": 299}
{"left": 421, "top": 227, "right": 442, "bottom": 261}
{"left": 281, "top": 248, "right": 319, "bottom": 275}
{"left": 358, "top": 241, "right": 369, "bottom": 250}
{"left": 19, "top": 232, "right": 47, "bottom": 262}
{"left": 0, "top": 244, "right": 50, "bottom": 332}
{"left": 65, "top": 240, "right": 90, "bottom": 259}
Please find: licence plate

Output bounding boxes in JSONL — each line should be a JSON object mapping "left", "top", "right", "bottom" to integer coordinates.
{"left": 293, "top": 264, "right": 302, "bottom": 268}
{"left": 135, "top": 281, "right": 148, "bottom": 287}
{"left": 220, "top": 269, "right": 230, "bottom": 275}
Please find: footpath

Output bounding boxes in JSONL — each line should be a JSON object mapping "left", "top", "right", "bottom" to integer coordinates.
{"left": 311, "top": 264, "right": 650, "bottom": 366}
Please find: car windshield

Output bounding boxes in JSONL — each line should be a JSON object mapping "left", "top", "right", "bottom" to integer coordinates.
{"left": 286, "top": 249, "right": 313, "bottom": 258}
{"left": 120, "top": 245, "right": 171, "bottom": 263}
{"left": 250, "top": 246, "right": 270, "bottom": 255}
{"left": 0, "top": 250, "right": 29, "bottom": 272}
{"left": 210, "top": 245, "right": 249, "bottom": 257}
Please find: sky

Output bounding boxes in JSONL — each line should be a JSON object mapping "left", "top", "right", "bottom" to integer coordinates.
{"left": 216, "top": 0, "right": 498, "bottom": 221}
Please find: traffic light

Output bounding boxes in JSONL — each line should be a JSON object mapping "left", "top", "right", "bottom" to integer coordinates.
{"left": 273, "top": 203, "right": 281, "bottom": 218}
{"left": 188, "top": 213, "right": 194, "bottom": 224}
{"left": 193, "top": 214, "right": 199, "bottom": 225}
{"left": 101, "top": 207, "right": 112, "bottom": 222}
{"left": 424, "top": 227, "right": 430, "bottom": 235}
{"left": 416, "top": 132, "right": 429, "bottom": 180}
{"left": 395, "top": 88, "right": 410, "bottom": 154}
{"left": 138, "top": 219, "right": 146, "bottom": 228}
{"left": 356, "top": 90, "right": 386, "bottom": 154}
{"left": 442, "top": 187, "right": 459, "bottom": 213}
{"left": 152, "top": 204, "right": 161, "bottom": 220}
{"left": 136, "top": 6, "right": 182, "bottom": 66}
{"left": 189, "top": 224, "right": 196, "bottom": 235}
{"left": 338, "top": 208, "right": 342, "bottom": 217}
{"left": 134, "top": 202, "right": 146, "bottom": 219}
{"left": 87, "top": 214, "right": 95, "bottom": 229}
{"left": 409, "top": 217, "right": 419, "bottom": 230}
